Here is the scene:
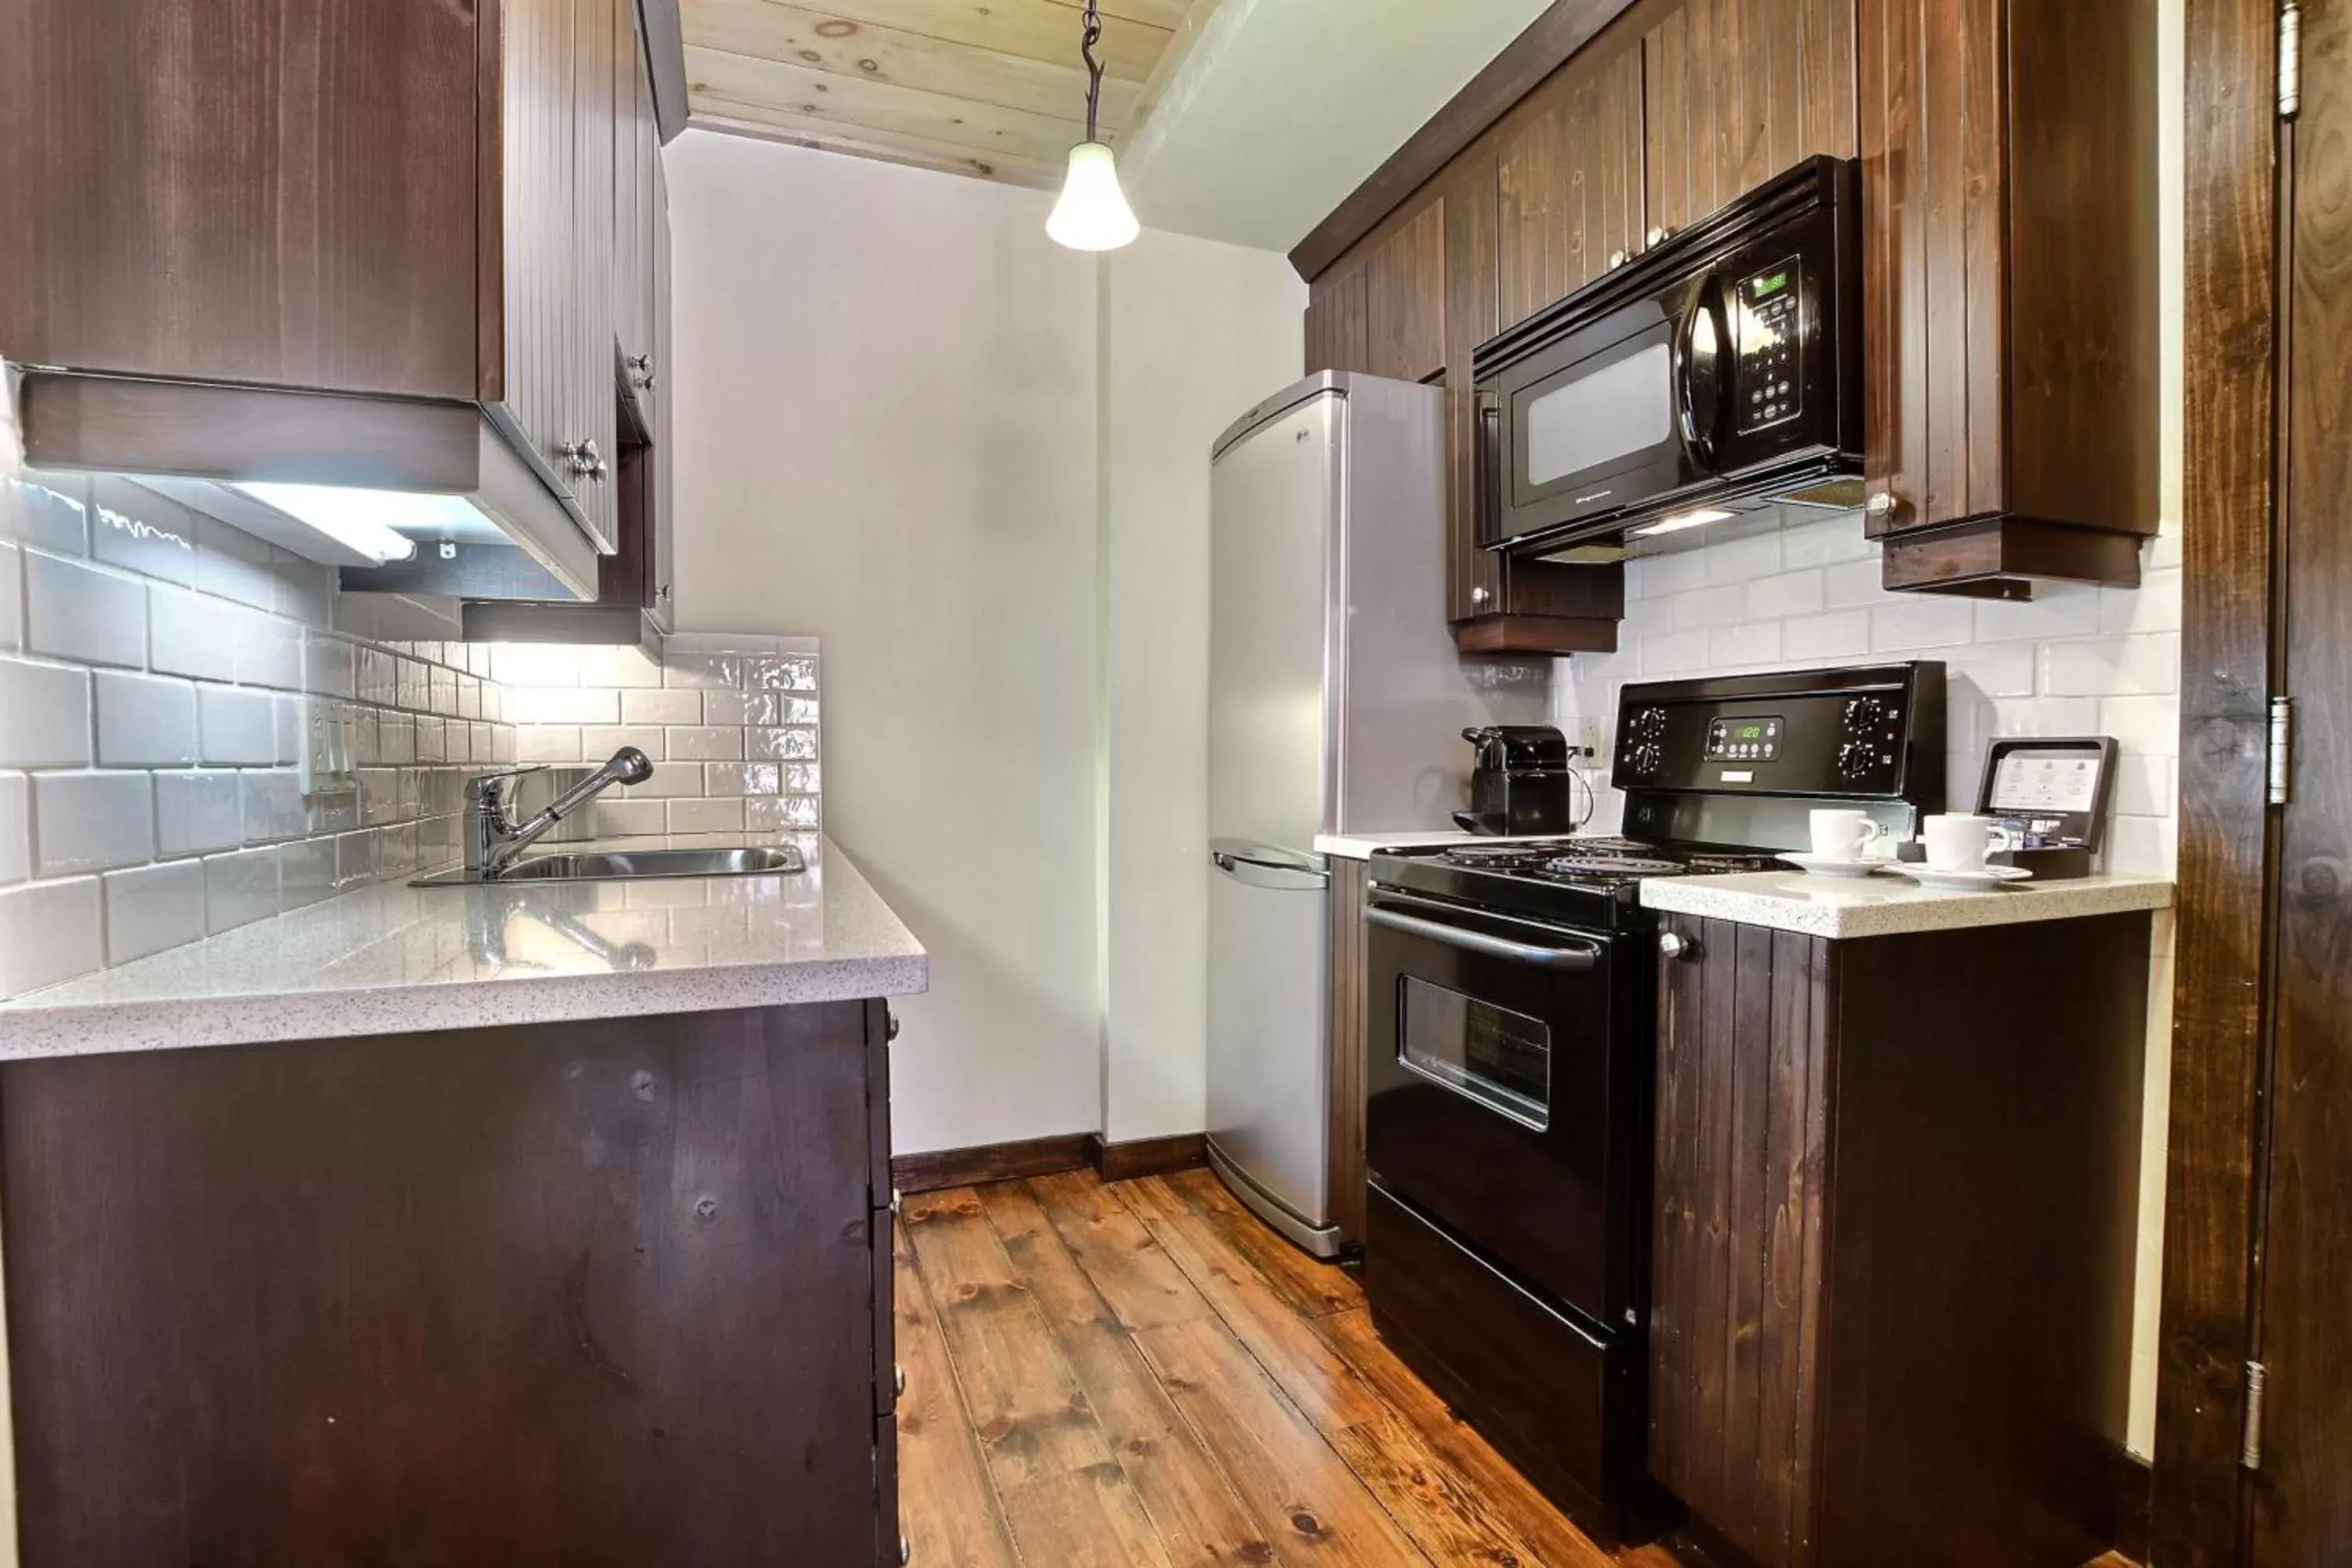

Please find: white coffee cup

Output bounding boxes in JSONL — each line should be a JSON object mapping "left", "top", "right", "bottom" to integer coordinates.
{"left": 1922, "top": 813, "right": 1994, "bottom": 873}
{"left": 1809, "top": 808, "right": 1875, "bottom": 862}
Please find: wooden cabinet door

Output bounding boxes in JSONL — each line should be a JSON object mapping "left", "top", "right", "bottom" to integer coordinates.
{"left": 1303, "top": 266, "right": 1370, "bottom": 375}
{"left": 568, "top": 0, "right": 622, "bottom": 552}
{"left": 1651, "top": 917, "right": 1832, "bottom": 1568}
{"left": 1644, "top": 0, "right": 1858, "bottom": 239}
{"left": 617, "top": 15, "right": 662, "bottom": 429}
{"left": 1495, "top": 40, "right": 1645, "bottom": 329}
{"left": 1443, "top": 148, "right": 1504, "bottom": 622}
{"left": 1856, "top": 0, "right": 2006, "bottom": 535}
{"left": 498, "top": 0, "right": 583, "bottom": 503}
{"left": 650, "top": 144, "right": 677, "bottom": 632}
{"left": 1366, "top": 199, "right": 1446, "bottom": 383}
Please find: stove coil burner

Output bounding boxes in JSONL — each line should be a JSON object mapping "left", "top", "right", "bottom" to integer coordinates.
{"left": 1441, "top": 840, "right": 1584, "bottom": 868}
{"left": 1543, "top": 836, "right": 1657, "bottom": 859}
{"left": 1544, "top": 855, "right": 1689, "bottom": 878}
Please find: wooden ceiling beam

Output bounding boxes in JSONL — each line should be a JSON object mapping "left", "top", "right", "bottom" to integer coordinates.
{"left": 685, "top": 0, "right": 1169, "bottom": 81}
{"left": 691, "top": 105, "right": 1067, "bottom": 187}
{"left": 684, "top": 43, "right": 1086, "bottom": 163}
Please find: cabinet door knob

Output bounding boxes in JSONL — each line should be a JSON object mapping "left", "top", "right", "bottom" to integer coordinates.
{"left": 887, "top": 1011, "right": 901, "bottom": 1042}
{"left": 1646, "top": 226, "right": 1670, "bottom": 246}
{"left": 894, "top": 1363, "right": 906, "bottom": 1397}
{"left": 1865, "top": 491, "right": 1896, "bottom": 517}
{"left": 1608, "top": 249, "right": 1629, "bottom": 270}
{"left": 1659, "top": 931, "right": 1694, "bottom": 960}
{"left": 900, "top": 1537, "right": 913, "bottom": 1566}
{"left": 890, "top": 1186, "right": 903, "bottom": 1217}
{"left": 1470, "top": 586, "right": 1491, "bottom": 606}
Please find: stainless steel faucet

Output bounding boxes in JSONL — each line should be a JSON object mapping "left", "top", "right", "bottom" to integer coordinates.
{"left": 465, "top": 747, "right": 654, "bottom": 876}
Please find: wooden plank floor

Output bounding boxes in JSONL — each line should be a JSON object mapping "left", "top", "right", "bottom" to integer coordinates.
{"left": 897, "top": 1166, "right": 2140, "bottom": 1568}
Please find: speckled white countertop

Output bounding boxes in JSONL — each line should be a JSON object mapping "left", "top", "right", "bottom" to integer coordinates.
{"left": 0, "top": 833, "right": 927, "bottom": 1060}
{"left": 1639, "top": 868, "right": 2174, "bottom": 939}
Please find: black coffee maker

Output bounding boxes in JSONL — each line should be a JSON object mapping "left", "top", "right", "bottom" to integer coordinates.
{"left": 1454, "top": 725, "right": 1580, "bottom": 836}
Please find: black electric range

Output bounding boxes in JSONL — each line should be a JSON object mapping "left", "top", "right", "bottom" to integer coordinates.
{"left": 1367, "top": 835, "right": 1784, "bottom": 928}
{"left": 1357, "top": 663, "right": 1946, "bottom": 1547}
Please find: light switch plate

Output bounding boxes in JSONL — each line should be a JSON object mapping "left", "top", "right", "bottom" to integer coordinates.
{"left": 299, "top": 698, "right": 359, "bottom": 797}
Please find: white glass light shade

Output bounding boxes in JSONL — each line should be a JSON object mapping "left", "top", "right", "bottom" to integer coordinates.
{"left": 1046, "top": 142, "right": 1139, "bottom": 252}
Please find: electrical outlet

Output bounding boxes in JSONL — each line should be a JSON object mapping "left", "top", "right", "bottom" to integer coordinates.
{"left": 299, "top": 699, "right": 360, "bottom": 797}
{"left": 1576, "top": 717, "right": 1608, "bottom": 760}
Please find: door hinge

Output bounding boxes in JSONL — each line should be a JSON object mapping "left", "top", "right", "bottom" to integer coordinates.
{"left": 2269, "top": 695, "right": 2293, "bottom": 804}
{"left": 2243, "top": 1360, "right": 2268, "bottom": 1469}
{"left": 2281, "top": 2, "right": 2303, "bottom": 118}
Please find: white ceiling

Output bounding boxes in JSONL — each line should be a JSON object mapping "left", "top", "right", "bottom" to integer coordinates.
{"left": 1116, "top": 0, "right": 1555, "bottom": 253}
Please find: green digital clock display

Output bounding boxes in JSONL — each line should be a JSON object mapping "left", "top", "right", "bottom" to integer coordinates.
{"left": 1751, "top": 272, "right": 1789, "bottom": 299}
{"left": 1734, "top": 721, "right": 1768, "bottom": 739}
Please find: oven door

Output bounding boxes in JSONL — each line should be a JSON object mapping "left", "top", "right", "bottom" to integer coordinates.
{"left": 1480, "top": 274, "right": 1728, "bottom": 550}
{"left": 1363, "top": 890, "right": 1640, "bottom": 1327}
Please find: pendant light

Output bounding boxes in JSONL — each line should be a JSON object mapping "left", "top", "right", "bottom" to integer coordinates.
{"left": 1046, "top": 0, "right": 1139, "bottom": 251}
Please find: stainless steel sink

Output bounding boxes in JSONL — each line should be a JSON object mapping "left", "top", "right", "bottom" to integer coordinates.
{"left": 412, "top": 845, "right": 807, "bottom": 887}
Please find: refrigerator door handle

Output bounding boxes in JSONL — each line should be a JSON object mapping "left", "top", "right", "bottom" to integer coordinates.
{"left": 1210, "top": 838, "right": 1330, "bottom": 891}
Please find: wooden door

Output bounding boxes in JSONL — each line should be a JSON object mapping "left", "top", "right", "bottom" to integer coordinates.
{"left": 1366, "top": 199, "right": 1446, "bottom": 383}
{"left": 1495, "top": 39, "right": 1645, "bottom": 329}
{"left": 2256, "top": 0, "right": 2352, "bottom": 1557}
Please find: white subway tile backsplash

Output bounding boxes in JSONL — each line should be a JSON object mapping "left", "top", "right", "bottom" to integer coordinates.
{"left": 94, "top": 670, "right": 200, "bottom": 766}
{"left": 0, "top": 876, "right": 103, "bottom": 996}
{"left": 662, "top": 653, "right": 743, "bottom": 690}
{"left": 2100, "top": 694, "right": 2183, "bottom": 757}
{"left": 517, "top": 727, "right": 582, "bottom": 764}
{"left": 704, "top": 762, "right": 779, "bottom": 797}
{"left": 151, "top": 584, "right": 241, "bottom": 682}
{"left": 193, "top": 516, "right": 281, "bottom": 611}
{"left": 89, "top": 479, "right": 198, "bottom": 587}
{"left": 0, "top": 773, "right": 27, "bottom": 885}
{"left": 32, "top": 771, "right": 156, "bottom": 875}
{"left": 2113, "top": 754, "right": 2176, "bottom": 818}
{"left": 1781, "top": 610, "right": 1873, "bottom": 662}
{"left": 103, "top": 859, "right": 209, "bottom": 965}
{"left": 1671, "top": 583, "right": 1751, "bottom": 630}
{"left": 0, "top": 656, "right": 93, "bottom": 768}
{"left": 506, "top": 686, "right": 619, "bottom": 725}
{"left": 666, "top": 725, "right": 745, "bottom": 760}
{"left": 234, "top": 612, "right": 305, "bottom": 689}
{"left": 623, "top": 688, "right": 702, "bottom": 725}
{"left": 702, "top": 691, "right": 779, "bottom": 727}
{"left": 2103, "top": 568, "right": 2183, "bottom": 635}
{"left": 0, "top": 474, "right": 92, "bottom": 555}
{"left": 281, "top": 837, "right": 338, "bottom": 909}
{"left": 1988, "top": 696, "right": 2103, "bottom": 738}
{"left": 241, "top": 770, "right": 308, "bottom": 843}
{"left": 202, "top": 844, "right": 281, "bottom": 933}
{"left": 198, "top": 685, "right": 279, "bottom": 765}
{"left": 580, "top": 725, "right": 666, "bottom": 761}
{"left": 492, "top": 644, "right": 582, "bottom": 688}
{"left": 1942, "top": 641, "right": 2038, "bottom": 700}
{"left": 2044, "top": 634, "right": 2180, "bottom": 697}
{"left": 748, "top": 727, "right": 820, "bottom": 760}
{"left": 1641, "top": 631, "right": 1713, "bottom": 675}
{"left": 1708, "top": 622, "right": 1783, "bottom": 669}
{"left": 1823, "top": 557, "right": 1883, "bottom": 608}
{"left": 25, "top": 550, "right": 146, "bottom": 668}
{"left": 0, "top": 542, "right": 21, "bottom": 649}
{"left": 1973, "top": 583, "right": 2105, "bottom": 643}
{"left": 305, "top": 633, "right": 357, "bottom": 699}
{"left": 156, "top": 771, "right": 245, "bottom": 857}
{"left": 1700, "top": 530, "right": 1784, "bottom": 583}
{"left": 1780, "top": 514, "right": 1876, "bottom": 568}
{"left": 667, "top": 797, "right": 746, "bottom": 833}
{"left": 1870, "top": 598, "right": 1975, "bottom": 652}
{"left": 1746, "top": 569, "right": 1825, "bottom": 620}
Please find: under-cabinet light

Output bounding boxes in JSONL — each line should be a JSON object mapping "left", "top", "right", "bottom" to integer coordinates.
{"left": 1628, "top": 506, "right": 1737, "bottom": 539}
{"left": 230, "top": 483, "right": 434, "bottom": 564}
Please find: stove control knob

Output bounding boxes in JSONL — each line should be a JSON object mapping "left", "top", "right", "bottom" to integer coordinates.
{"left": 1844, "top": 696, "right": 1889, "bottom": 735}
{"left": 1631, "top": 706, "right": 1668, "bottom": 739}
{"left": 1837, "top": 740, "right": 1878, "bottom": 781}
{"left": 1628, "top": 740, "right": 1664, "bottom": 776}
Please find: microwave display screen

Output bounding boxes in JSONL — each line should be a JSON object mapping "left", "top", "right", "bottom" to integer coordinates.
{"left": 1523, "top": 341, "right": 1674, "bottom": 489}
{"left": 1751, "top": 271, "right": 1790, "bottom": 298}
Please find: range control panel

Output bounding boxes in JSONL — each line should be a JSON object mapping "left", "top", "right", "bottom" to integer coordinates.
{"left": 1612, "top": 663, "right": 1946, "bottom": 803}
{"left": 1734, "top": 256, "right": 1803, "bottom": 434}
{"left": 1705, "top": 714, "right": 1784, "bottom": 763}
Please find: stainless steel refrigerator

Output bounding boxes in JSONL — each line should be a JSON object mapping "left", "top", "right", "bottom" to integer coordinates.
{"left": 1207, "top": 370, "right": 1542, "bottom": 1256}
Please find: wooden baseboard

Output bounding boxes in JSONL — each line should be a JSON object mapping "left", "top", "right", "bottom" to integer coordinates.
{"left": 1088, "top": 1131, "right": 1209, "bottom": 1184}
{"left": 888, "top": 1130, "right": 1210, "bottom": 1194}
{"left": 890, "top": 1133, "right": 1091, "bottom": 1194}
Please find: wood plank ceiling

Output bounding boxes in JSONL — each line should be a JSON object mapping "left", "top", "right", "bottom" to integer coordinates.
{"left": 679, "top": 0, "right": 1197, "bottom": 189}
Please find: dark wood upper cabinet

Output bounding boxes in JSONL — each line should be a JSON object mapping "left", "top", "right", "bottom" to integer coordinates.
{"left": 1497, "top": 36, "right": 1645, "bottom": 330}
{"left": 1857, "top": 0, "right": 2158, "bottom": 595}
{"left": 2, "top": 0, "right": 685, "bottom": 619}
{"left": 1367, "top": 199, "right": 1448, "bottom": 383}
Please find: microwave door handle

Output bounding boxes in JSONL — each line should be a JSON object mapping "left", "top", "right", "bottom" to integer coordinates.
{"left": 1675, "top": 274, "right": 1730, "bottom": 470}
{"left": 1365, "top": 906, "right": 1599, "bottom": 971}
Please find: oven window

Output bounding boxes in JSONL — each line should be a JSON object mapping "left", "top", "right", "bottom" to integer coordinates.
{"left": 1523, "top": 341, "right": 1674, "bottom": 488}
{"left": 1397, "top": 977, "right": 1552, "bottom": 1131}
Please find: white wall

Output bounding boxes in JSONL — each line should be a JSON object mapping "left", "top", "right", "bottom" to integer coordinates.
{"left": 667, "top": 131, "right": 1106, "bottom": 1155}
{"left": 1098, "top": 230, "right": 1306, "bottom": 1144}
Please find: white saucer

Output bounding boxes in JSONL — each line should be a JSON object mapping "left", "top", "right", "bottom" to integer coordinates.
{"left": 1886, "top": 862, "right": 2034, "bottom": 892}
{"left": 1777, "top": 851, "right": 1897, "bottom": 880}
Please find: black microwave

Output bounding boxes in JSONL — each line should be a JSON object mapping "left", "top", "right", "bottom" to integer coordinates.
{"left": 1473, "top": 155, "right": 1863, "bottom": 557}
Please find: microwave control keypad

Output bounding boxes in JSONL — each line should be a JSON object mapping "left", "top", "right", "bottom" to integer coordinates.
{"left": 1735, "top": 256, "right": 1803, "bottom": 434}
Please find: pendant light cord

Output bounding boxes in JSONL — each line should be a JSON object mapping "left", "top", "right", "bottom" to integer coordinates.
{"left": 1081, "top": 0, "right": 1105, "bottom": 142}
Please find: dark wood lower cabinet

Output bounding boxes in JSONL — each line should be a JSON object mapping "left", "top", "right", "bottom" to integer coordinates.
{"left": 1327, "top": 854, "right": 1371, "bottom": 1243}
{"left": 0, "top": 1000, "right": 902, "bottom": 1567}
{"left": 1651, "top": 913, "right": 2150, "bottom": 1567}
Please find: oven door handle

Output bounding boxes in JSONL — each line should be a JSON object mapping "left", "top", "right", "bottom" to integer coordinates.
{"left": 1365, "top": 906, "right": 1600, "bottom": 971}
